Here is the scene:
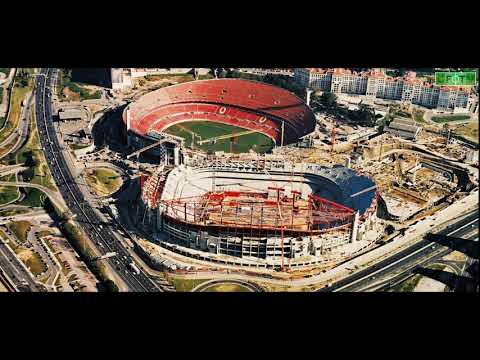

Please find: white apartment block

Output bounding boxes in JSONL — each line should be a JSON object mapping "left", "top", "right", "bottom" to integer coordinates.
{"left": 237, "top": 68, "right": 294, "bottom": 76}
{"left": 293, "top": 68, "right": 332, "bottom": 91}
{"left": 331, "top": 70, "right": 368, "bottom": 95}
{"left": 294, "top": 68, "right": 474, "bottom": 112}
{"left": 110, "top": 68, "right": 132, "bottom": 91}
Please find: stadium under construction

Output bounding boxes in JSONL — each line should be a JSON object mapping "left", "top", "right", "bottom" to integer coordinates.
{"left": 121, "top": 79, "right": 383, "bottom": 271}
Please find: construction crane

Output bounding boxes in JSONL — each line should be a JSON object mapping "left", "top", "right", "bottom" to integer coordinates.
{"left": 126, "top": 134, "right": 182, "bottom": 160}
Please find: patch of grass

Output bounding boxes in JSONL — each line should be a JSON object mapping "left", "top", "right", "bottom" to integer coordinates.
{"left": 427, "top": 264, "right": 446, "bottom": 271}
{"left": 0, "top": 76, "right": 32, "bottom": 143}
{"left": 204, "top": 283, "right": 251, "bottom": 292}
{"left": 390, "top": 274, "right": 423, "bottom": 292}
{"left": 452, "top": 122, "right": 479, "bottom": 144}
{"left": 0, "top": 209, "right": 29, "bottom": 217}
{"left": 431, "top": 114, "right": 471, "bottom": 123}
{"left": 58, "top": 70, "right": 102, "bottom": 101}
{"left": 393, "top": 110, "right": 411, "bottom": 118}
{"left": 145, "top": 74, "right": 194, "bottom": 83}
{"left": 7, "top": 220, "right": 31, "bottom": 243}
{"left": 169, "top": 277, "right": 209, "bottom": 292}
{"left": 64, "top": 82, "right": 102, "bottom": 100}
{"left": 69, "top": 143, "right": 91, "bottom": 150}
{"left": 59, "top": 220, "right": 116, "bottom": 292}
{"left": 24, "top": 252, "right": 47, "bottom": 276}
{"left": 84, "top": 168, "right": 122, "bottom": 196}
{"left": 412, "top": 109, "right": 426, "bottom": 123}
{"left": 164, "top": 121, "right": 274, "bottom": 154}
{"left": 12, "top": 109, "right": 56, "bottom": 191}
{"left": 0, "top": 174, "right": 19, "bottom": 205}
{"left": 18, "top": 188, "right": 47, "bottom": 207}
{"left": 0, "top": 68, "right": 10, "bottom": 75}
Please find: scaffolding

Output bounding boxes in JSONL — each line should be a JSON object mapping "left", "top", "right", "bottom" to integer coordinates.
{"left": 158, "top": 190, "right": 354, "bottom": 234}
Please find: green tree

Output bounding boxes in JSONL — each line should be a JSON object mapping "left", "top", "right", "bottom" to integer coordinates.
{"left": 355, "top": 103, "right": 377, "bottom": 127}
{"left": 104, "top": 279, "right": 119, "bottom": 292}
{"left": 320, "top": 91, "right": 337, "bottom": 109}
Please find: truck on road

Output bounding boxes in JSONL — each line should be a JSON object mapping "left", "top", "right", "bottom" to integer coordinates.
{"left": 128, "top": 262, "right": 141, "bottom": 275}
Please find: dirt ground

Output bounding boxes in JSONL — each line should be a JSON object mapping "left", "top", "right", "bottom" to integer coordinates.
{"left": 62, "top": 87, "right": 81, "bottom": 102}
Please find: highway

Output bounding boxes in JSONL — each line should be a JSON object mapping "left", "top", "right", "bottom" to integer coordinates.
{"left": 0, "top": 89, "right": 34, "bottom": 160}
{"left": 0, "top": 237, "right": 43, "bottom": 292}
{"left": 317, "top": 208, "right": 479, "bottom": 292}
{"left": 350, "top": 227, "right": 478, "bottom": 292}
{"left": 34, "top": 68, "right": 161, "bottom": 292}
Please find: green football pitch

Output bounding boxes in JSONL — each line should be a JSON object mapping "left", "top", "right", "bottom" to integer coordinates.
{"left": 163, "top": 121, "right": 275, "bottom": 154}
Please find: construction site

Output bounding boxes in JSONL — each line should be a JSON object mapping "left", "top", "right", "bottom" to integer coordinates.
{"left": 76, "top": 74, "right": 479, "bottom": 282}
{"left": 136, "top": 153, "right": 380, "bottom": 272}
{"left": 119, "top": 95, "right": 477, "bottom": 278}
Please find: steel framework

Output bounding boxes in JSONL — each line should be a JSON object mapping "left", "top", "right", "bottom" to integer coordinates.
{"left": 158, "top": 190, "right": 354, "bottom": 234}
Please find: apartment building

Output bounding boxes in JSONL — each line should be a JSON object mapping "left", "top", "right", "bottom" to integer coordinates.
{"left": 294, "top": 68, "right": 473, "bottom": 112}
{"left": 331, "top": 69, "right": 368, "bottom": 95}
{"left": 437, "top": 87, "right": 470, "bottom": 111}
{"left": 293, "top": 68, "right": 332, "bottom": 91}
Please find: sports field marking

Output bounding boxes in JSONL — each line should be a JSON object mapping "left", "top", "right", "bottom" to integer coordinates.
{"left": 197, "top": 129, "right": 257, "bottom": 145}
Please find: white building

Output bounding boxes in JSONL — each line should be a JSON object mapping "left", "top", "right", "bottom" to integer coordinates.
{"left": 293, "top": 68, "right": 332, "bottom": 91}
{"left": 331, "top": 69, "right": 368, "bottom": 95}
{"left": 111, "top": 68, "right": 132, "bottom": 91}
{"left": 437, "top": 87, "right": 470, "bottom": 111}
{"left": 294, "top": 68, "right": 474, "bottom": 112}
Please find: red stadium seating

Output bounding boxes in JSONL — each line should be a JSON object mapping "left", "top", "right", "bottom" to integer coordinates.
{"left": 124, "top": 79, "right": 315, "bottom": 145}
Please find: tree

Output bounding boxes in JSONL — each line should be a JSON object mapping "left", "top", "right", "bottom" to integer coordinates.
{"left": 385, "top": 225, "right": 395, "bottom": 235}
{"left": 356, "top": 103, "right": 377, "bottom": 127}
{"left": 320, "top": 91, "right": 337, "bottom": 109}
{"left": 104, "top": 279, "right": 119, "bottom": 292}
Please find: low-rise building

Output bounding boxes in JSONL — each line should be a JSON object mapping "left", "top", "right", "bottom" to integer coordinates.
{"left": 58, "top": 108, "right": 87, "bottom": 122}
{"left": 385, "top": 118, "right": 422, "bottom": 140}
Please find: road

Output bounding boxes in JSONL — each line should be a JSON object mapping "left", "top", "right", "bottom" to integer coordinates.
{"left": 316, "top": 209, "right": 479, "bottom": 292}
{"left": 0, "top": 236, "right": 43, "bottom": 292}
{"left": 34, "top": 68, "right": 161, "bottom": 292}
{"left": 0, "top": 164, "right": 29, "bottom": 176}
{"left": 0, "top": 89, "right": 34, "bottom": 148}
{"left": 0, "top": 180, "right": 68, "bottom": 213}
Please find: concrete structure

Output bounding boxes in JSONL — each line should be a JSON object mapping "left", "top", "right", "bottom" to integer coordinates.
{"left": 466, "top": 149, "right": 479, "bottom": 164}
{"left": 139, "top": 154, "right": 380, "bottom": 269}
{"left": 385, "top": 118, "right": 422, "bottom": 140}
{"left": 58, "top": 108, "right": 87, "bottom": 121}
{"left": 110, "top": 68, "right": 132, "bottom": 91}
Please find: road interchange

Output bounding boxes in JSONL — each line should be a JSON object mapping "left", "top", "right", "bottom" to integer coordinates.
{"left": 317, "top": 209, "right": 479, "bottom": 292}
{"left": 34, "top": 68, "right": 162, "bottom": 292}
